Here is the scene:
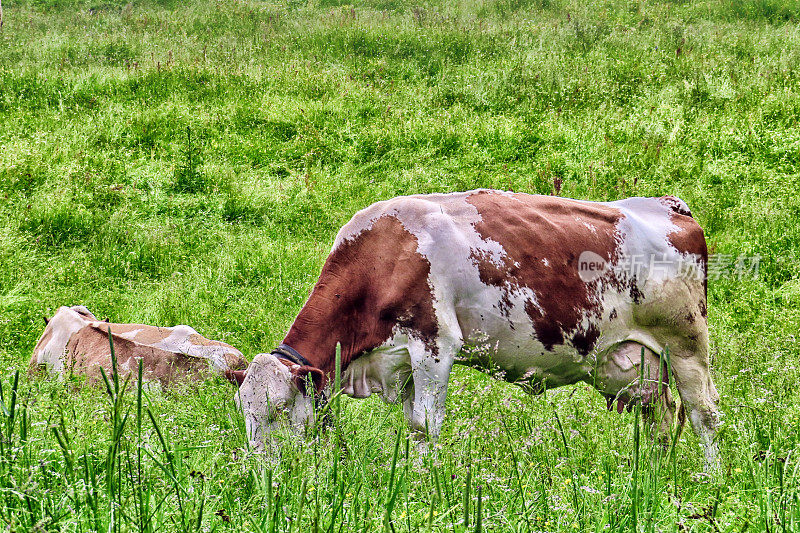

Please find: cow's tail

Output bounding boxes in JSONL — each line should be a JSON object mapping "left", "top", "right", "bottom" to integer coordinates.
{"left": 658, "top": 195, "right": 693, "bottom": 218}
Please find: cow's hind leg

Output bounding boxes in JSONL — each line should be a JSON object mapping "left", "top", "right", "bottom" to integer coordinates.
{"left": 668, "top": 343, "right": 720, "bottom": 472}
{"left": 633, "top": 274, "right": 720, "bottom": 472}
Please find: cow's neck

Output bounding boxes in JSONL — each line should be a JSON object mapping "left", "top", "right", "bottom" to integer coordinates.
{"left": 279, "top": 262, "right": 392, "bottom": 381}
{"left": 280, "top": 303, "right": 381, "bottom": 380}
{"left": 280, "top": 215, "right": 438, "bottom": 382}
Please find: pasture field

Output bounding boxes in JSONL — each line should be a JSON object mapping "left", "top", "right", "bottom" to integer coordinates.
{"left": 1, "top": 0, "right": 800, "bottom": 530}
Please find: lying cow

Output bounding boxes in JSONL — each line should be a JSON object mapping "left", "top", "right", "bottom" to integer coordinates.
{"left": 236, "top": 190, "right": 720, "bottom": 468}
{"left": 32, "top": 305, "right": 249, "bottom": 387}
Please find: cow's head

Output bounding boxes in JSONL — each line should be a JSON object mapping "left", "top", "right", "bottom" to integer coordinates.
{"left": 234, "top": 352, "right": 324, "bottom": 449}
{"left": 32, "top": 305, "right": 100, "bottom": 373}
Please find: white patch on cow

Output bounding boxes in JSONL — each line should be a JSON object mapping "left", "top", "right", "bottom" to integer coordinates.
{"left": 609, "top": 197, "right": 704, "bottom": 280}
{"left": 116, "top": 328, "right": 143, "bottom": 341}
{"left": 150, "top": 325, "right": 239, "bottom": 371}
{"left": 33, "top": 306, "right": 92, "bottom": 374}
{"left": 70, "top": 306, "right": 98, "bottom": 320}
{"left": 580, "top": 219, "right": 599, "bottom": 234}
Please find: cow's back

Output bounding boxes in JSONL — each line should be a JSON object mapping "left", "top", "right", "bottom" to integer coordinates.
{"left": 31, "top": 306, "right": 248, "bottom": 386}
{"left": 340, "top": 190, "right": 706, "bottom": 380}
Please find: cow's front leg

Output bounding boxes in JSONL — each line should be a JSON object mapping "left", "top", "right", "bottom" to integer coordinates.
{"left": 404, "top": 338, "right": 457, "bottom": 450}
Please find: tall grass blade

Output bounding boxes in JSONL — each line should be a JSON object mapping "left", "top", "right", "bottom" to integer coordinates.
{"left": 463, "top": 465, "right": 471, "bottom": 527}
{"left": 335, "top": 342, "right": 342, "bottom": 426}
{"left": 292, "top": 478, "right": 308, "bottom": 533}
{"left": 553, "top": 405, "right": 582, "bottom": 529}
{"left": 474, "top": 484, "right": 482, "bottom": 533}
{"left": 383, "top": 429, "right": 403, "bottom": 532}
{"left": 631, "top": 346, "right": 645, "bottom": 532}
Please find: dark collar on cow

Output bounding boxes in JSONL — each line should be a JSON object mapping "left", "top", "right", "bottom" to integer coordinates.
{"left": 272, "top": 343, "right": 312, "bottom": 367}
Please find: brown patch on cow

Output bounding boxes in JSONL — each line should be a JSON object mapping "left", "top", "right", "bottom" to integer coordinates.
{"left": 110, "top": 323, "right": 171, "bottom": 345}
{"left": 466, "top": 191, "right": 623, "bottom": 353}
{"left": 282, "top": 215, "right": 438, "bottom": 384}
{"left": 629, "top": 279, "right": 644, "bottom": 304}
{"left": 658, "top": 195, "right": 692, "bottom": 217}
{"left": 571, "top": 323, "right": 600, "bottom": 356}
{"left": 609, "top": 308, "right": 618, "bottom": 320}
{"left": 663, "top": 200, "right": 708, "bottom": 299}
{"left": 523, "top": 300, "right": 563, "bottom": 349}
{"left": 698, "top": 299, "right": 707, "bottom": 318}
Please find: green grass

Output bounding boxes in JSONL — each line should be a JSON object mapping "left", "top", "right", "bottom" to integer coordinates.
{"left": 1, "top": 0, "right": 800, "bottom": 529}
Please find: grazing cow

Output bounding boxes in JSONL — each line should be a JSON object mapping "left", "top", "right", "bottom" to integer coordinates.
{"left": 31, "top": 305, "right": 249, "bottom": 387}
{"left": 237, "top": 190, "right": 720, "bottom": 468}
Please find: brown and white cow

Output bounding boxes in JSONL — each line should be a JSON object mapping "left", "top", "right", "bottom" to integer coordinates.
{"left": 32, "top": 305, "right": 249, "bottom": 387}
{"left": 237, "top": 190, "right": 720, "bottom": 468}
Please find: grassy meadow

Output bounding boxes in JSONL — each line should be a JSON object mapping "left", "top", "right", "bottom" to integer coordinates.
{"left": 1, "top": 0, "right": 800, "bottom": 530}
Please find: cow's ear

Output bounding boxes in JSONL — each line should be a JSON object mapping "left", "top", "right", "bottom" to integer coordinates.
{"left": 291, "top": 366, "right": 325, "bottom": 396}
{"left": 224, "top": 369, "right": 247, "bottom": 387}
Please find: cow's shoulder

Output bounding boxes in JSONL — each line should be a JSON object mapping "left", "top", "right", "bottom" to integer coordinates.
{"left": 332, "top": 192, "right": 473, "bottom": 249}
